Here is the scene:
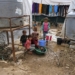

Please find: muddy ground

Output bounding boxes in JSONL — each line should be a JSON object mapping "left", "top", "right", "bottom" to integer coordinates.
{"left": 0, "top": 25, "right": 75, "bottom": 75}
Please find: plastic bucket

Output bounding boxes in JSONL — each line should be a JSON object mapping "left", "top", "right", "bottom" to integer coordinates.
{"left": 46, "top": 34, "right": 52, "bottom": 41}
{"left": 57, "top": 38, "right": 62, "bottom": 45}
{"left": 39, "top": 40, "right": 46, "bottom": 47}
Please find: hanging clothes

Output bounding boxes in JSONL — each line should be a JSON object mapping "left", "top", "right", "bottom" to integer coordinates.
{"left": 51, "top": 6, "right": 54, "bottom": 16}
{"left": 49, "top": 5, "right": 53, "bottom": 16}
{"left": 49, "top": 5, "right": 52, "bottom": 13}
{"left": 32, "top": 3, "right": 36, "bottom": 13}
{"left": 42, "top": 4, "right": 49, "bottom": 15}
{"left": 32, "top": 3, "right": 39, "bottom": 13}
{"left": 42, "top": 4, "right": 47, "bottom": 14}
{"left": 54, "top": 5, "right": 58, "bottom": 15}
{"left": 35, "top": 3, "right": 39, "bottom": 13}
{"left": 64, "top": 5, "right": 69, "bottom": 16}
{"left": 39, "top": 4, "right": 42, "bottom": 14}
{"left": 46, "top": 5, "right": 49, "bottom": 15}
{"left": 58, "top": 5, "right": 64, "bottom": 16}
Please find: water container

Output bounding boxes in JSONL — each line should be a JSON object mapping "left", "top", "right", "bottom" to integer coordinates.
{"left": 0, "top": 0, "right": 26, "bottom": 28}
{"left": 39, "top": 40, "right": 46, "bottom": 47}
{"left": 46, "top": 33, "right": 52, "bottom": 41}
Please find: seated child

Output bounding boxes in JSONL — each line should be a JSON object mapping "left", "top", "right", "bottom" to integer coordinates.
{"left": 24, "top": 35, "right": 35, "bottom": 52}
{"left": 31, "top": 27, "right": 39, "bottom": 48}
{"left": 20, "top": 30, "right": 27, "bottom": 46}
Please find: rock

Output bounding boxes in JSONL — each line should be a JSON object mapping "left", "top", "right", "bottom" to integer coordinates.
{"left": 70, "top": 41, "right": 75, "bottom": 45}
{"left": 16, "top": 59, "right": 22, "bottom": 65}
{"left": 9, "top": 51, "right": 24, "bottom": 60}
{"left": 5, "top": 44, "right": 19, "bottom": 52}
{"left": 70, "top": 45, "right": 75, "bottom": 49}
{"left": 61, "top": 44, "right": 69, "bottom": 48}
{"left": 0, "top": 60, "right": 7, "bottom": 64}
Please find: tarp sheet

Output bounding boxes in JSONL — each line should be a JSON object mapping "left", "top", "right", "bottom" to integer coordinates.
{"left": 32, "top": 0, "right": 72, "bottom": 5}
{"left": 68, "top": 0, "right": 75, "bottom": 13}
{"left": 65, "top": 17, "right": 75, "bottom": 40}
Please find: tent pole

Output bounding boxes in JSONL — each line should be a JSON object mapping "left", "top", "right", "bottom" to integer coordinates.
{"left": 64, "top": 19, "right": 66, "bottom": 39}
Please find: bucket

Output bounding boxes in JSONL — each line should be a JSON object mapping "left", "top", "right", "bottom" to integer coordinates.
{"left": 46, "top": 34, "right": 52, "bottom": 41}
{"left": 57, "top": 38, "right": 62, "bottom": 45}
{"left": 39, "top": 40, "right": 46, "bottom": 47}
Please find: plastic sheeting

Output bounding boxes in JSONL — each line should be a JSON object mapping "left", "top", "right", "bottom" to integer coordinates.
{"left": 68, "top": 0, "right": 75, "bottom": 13}
{"left": 32, "top": 0, "right": 72, "bottom": 5}
{"left": 23, "top": 0, "right": 32, "bottom": 27}
{"left": 0, "top": 0, "right": 32, "bottom": 43}
{"left": 61, "top": 12, "right": 75, "bottom": 40}
{"left": 65, "top": 17, "right": 75, "bottom": 40}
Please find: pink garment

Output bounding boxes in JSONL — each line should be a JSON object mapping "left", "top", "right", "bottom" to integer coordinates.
{"left": 24, "top": 39, "right": 31, "bottom": 49}
{"left": 44, "top": 22, "right": 48, "bottom": 32}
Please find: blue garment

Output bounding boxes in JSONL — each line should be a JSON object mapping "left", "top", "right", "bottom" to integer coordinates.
{"left": 49, "top": 5, "right": 52, "bottom": 13}
{"left": 54, "top": 5, "right": 58, "bottom": 13}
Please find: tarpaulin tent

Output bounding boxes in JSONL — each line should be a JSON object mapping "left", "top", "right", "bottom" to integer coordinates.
{"left": 32, "top": 0, "right": 72, "bottom": 5}
{"left": 61, "top": 0, "right": 75, "bottom": 40}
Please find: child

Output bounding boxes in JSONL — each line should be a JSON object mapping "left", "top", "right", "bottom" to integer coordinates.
{"left": 33, "top": 21, "right": 37, "bottom": 27}
{"left": 24, "top": 35, "right": 35, "bottom": 52}
{"left": 20, "top": 30, "right": 27, "bottom": 46}
{"left": 31, "top": 27, "right": 39, "bottom": 48}
{"left": 41, "top": 17, "right": 50, "bottom": 40}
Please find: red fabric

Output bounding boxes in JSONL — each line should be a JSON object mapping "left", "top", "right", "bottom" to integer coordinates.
{"left": 31, "top": 32, "right": 39, "bottom": 47}
{"left": 24, "top": 40, "right": 31, "bottom": 49}
{"left": 31, "top": 38, "right": 38, "bottom": 46}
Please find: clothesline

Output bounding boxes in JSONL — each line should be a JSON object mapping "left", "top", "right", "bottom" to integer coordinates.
{"left": 32, "top": 2, "right": 69, "bottom": 17}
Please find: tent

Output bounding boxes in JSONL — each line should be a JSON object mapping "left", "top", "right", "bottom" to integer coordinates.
{"left": 0, "top": 0, "right": 33, "bottom": 44}
{"left": 0, "top": 0, "right": 74, "bottom": 44}
{"left": 32, "top": 0, "right": 72, "bottom": 5}
{"left": 61, "top": 0, "right": 75, "bottom": 40}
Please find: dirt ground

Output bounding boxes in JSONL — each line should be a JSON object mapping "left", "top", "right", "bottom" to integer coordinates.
{"left": 0, "top": 25, "right": 75, "bottom": 75}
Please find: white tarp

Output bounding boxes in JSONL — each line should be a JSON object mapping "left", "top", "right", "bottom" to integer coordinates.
{"left": 66, "top": 16, "right": 75, "bottom": 40}
{"left": 32, "top": 0, "right": 72, "bottom": 5}
{"left": 0, "top": 0, "right": 33, "bottom": 44}
{"left": 23, "top": 0, "right": 32, "bottom": 27}
{"left": 68, "top": 0, "right": 75, "bottom": 13}
{"left": 61, "top": 0, "right": 75, "bottom": 40}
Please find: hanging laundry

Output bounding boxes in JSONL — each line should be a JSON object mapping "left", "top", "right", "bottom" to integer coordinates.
{"left": 52, "top": 6, "right": 54, "bottom": 16}
{"left": 64, "top": 5, "right": 69, "bottom": 16}
{"left": 42, "top": 4, "right": 47, "bottom": 14}
{"left": 49, "top": 5, "right": 52, "bottom": 13}
{"left": 35, "top": 3, "right": 39, "bottom": 13}
{"left": 46, "top": 5, "right": 49, "bottom": 15}
{"left": 49, "top": 5, "right": 55, "bottom": 16}
{"left": 58, "top": 5, "right": 64, "bottom": 16}
{"left": 32, "top": 3, "right": 36, "bottom": 13}
{"left": 39, "top": 4, "right": 42, "bottom": 14}
{"left": 32, "top": 3, "right": 39, "bottom": 13}
{"left": 54, "top": 5, "right": 58, "bottom": 15}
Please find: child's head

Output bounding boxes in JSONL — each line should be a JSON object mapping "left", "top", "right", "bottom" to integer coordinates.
{"left": 44, "top": 17, "right": 48, "bottom": 22}
{"left": 22, "top": 30, "right": 26, "bottom": 35}
{"left": 33, "top": 27, "right": 37, "bottom": 32}
{"left": 28, "top": 35, "right": 32, "bottom": 40}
